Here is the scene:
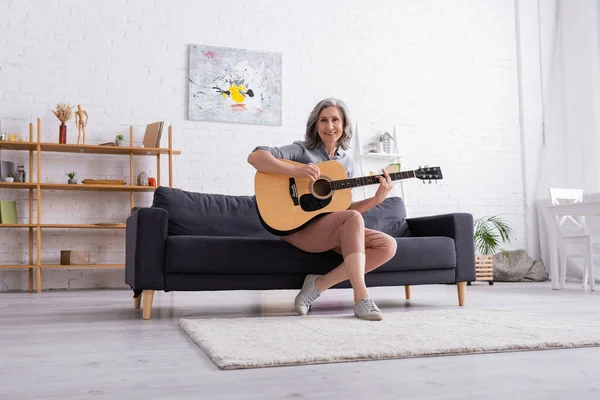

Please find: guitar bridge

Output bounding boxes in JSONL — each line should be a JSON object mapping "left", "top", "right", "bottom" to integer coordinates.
{"left": 289, "top": 178, "right": 299, "bottom": 206}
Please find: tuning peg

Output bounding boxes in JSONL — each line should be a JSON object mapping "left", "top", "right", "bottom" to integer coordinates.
{"left": 428, "top": 180, "right": 432, "bottom": 184}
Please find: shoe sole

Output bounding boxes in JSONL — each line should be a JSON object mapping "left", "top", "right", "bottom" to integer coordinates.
{"left": 354, "top": 312, "right": 383, "bottom": 321}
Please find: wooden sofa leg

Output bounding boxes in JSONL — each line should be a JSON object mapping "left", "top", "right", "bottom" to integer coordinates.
{"left": 134, "top": 292, "right": 142, "bottom": 309}
{"left": 142, "top": 290, "right": 155, "bottom": 320}
{"left": 457, "top": 282, "right": 466, "bottom": 306}
{"left": 405, "top": 285, "right": 411, "bottom": 300}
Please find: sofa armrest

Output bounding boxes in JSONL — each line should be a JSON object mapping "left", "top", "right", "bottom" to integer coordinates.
{"left": 125, "top": 207, "right": 169, "bottom": 290}
{"left": 406, "top": 213, "right": 476, "bottom": 282}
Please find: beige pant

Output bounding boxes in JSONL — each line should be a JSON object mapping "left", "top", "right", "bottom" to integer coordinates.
{"left": 281, "top": 210, "right": 397, "bottom": 269}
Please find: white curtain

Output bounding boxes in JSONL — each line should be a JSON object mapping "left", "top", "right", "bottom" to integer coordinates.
{"left": 534, "top": 0, "right": 600, "bottom": 282}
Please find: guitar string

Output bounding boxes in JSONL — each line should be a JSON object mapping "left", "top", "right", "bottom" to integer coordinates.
{"left": 312, "top": 169, "right": 436, "bottom": 191}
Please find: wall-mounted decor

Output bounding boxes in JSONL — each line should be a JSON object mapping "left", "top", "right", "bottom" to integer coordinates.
{"left": 188, "top": 44, "right": 282, "bottom": 126}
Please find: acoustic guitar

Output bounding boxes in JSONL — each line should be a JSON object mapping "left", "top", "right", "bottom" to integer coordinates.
{"left": 254, "top": 159, "right": 443, "bottom": 236}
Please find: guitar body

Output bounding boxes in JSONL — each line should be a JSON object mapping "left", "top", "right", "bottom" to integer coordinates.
{"left": 255, "top": 159, "right": 352, "bottom": 236}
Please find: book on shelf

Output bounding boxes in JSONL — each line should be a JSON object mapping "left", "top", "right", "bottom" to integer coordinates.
{"left": 0, "top": 200, "right": 17, "bottom": 224}
{"left": 142, "top": 121, "right": 164, "bottom": 148}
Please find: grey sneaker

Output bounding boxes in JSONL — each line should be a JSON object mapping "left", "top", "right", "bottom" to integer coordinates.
{"left": 354, "top": 297, "right": 383, "bottom": 321}
{"left": 295, "top": 274, "right": 321, "bottom": 315}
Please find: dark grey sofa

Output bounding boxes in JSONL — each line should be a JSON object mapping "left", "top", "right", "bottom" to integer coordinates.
{"left": 125, "top": 186, "right": 476, "bottom": 319}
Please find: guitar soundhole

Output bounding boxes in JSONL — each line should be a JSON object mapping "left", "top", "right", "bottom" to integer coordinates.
{"left": 312, "top": 179, "right": 332, "bottom": 197}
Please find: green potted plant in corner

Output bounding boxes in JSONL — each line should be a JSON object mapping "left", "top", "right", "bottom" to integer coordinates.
{"left": 67, "top": 171, "right": 77, "bottom": 184}
{"left": 472, "top": 215, "right": 514, "bottom": 285}
{"left": 115, "top": 134, "right": 125, "bottom": 147}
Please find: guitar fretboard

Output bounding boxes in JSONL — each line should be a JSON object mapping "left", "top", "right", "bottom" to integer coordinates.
{"left": 330, "top": 170, "right": 416, "bottom": 190}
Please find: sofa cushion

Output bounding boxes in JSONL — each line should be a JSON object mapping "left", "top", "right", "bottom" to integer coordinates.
{"left": 165, "top": 235, "right": 455, "bottom": 275}
{"left": 165, "top": 236, "right": 343, "bottom": 274}
{"left": 362, "top": 197, "right": 411, "bottom": 237}
{"left": 152, "top": 187, "right": 276, "bottom": 238}
{"left": 379, "top": 236, "right": 456, "bottom": 272}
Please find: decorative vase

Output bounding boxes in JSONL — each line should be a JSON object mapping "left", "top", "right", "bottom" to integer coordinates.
{"left": 68, "top": 179, "right": 77, "bottom": 184}
{"left": 115, "top": 139, "right": 125, "bottom": 146}
{"left": 5, "top": 177, "right": 14, "bottom": 182}
{"left": 59, "top": 123, "right": 67, "bottom": 144}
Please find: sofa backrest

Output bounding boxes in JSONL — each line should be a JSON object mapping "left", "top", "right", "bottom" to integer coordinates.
{"left": 152, "top": 187, "right": 277, "bottom": 238}
{"left": 152, "top": 187, "right": 410, "bottom": 238}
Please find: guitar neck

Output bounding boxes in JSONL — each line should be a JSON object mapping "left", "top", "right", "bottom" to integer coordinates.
{"left": 330, "top": 170, "right": 416, "bottom": 190}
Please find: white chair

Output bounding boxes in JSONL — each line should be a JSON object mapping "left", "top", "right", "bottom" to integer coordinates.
{"left": 548, "top": 187, "right": 598, "bottom": 290}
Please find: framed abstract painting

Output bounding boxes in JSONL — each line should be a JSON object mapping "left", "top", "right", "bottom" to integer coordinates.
{"left": 188, "top": 44, "right": 283, "bottom": 126}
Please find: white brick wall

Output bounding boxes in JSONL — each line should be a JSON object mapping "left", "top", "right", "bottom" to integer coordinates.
{"left": 0, "top": 0, "right": 524, "bottom": 291}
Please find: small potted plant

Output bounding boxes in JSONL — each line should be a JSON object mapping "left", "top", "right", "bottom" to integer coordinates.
{"left": 472, "top": 215, "right": 514, "bottom": 285}
{"left": 115, "top": 134, "right": 125, "bottom": 147}
{"left": 5, "top": 173, "right": 14, "bottom": 183}
{"left": 67, "top": 171, "right": 77, "bottom": 184}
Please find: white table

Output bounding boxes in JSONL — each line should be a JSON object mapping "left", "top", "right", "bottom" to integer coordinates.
{"left": 540, "top": 200, "right": 600, "bottom": 289}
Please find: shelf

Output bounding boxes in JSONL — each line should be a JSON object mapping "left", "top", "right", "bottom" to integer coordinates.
{"left": 41, "top": 264, "right": 125, "bottom": 269}
{"left": 0, "top": 223, "right": 125, "bottom": 229}
{"left": 40, "top": 224, "right": 125, "bottom": 229}
{"left": 361, "top": 153, "right": 404, "bottom": 159}
{"left": 2, "top": 118, "right": 179, "bottom": 292}
{"left": 0, "top": 182, "right": 37, "bottom": 189}
{"left": 0, "top": 182, "right": 159, "bottom": 191}
{"left": 0, "top": 264, "right": 124, "bottom": 269}
{"left": 0, "top": 223, "right": 36, "bottom": 228}
{"left": 39, "top": 183, "right": 157, "bottom": 192}
{"left": 0, "top": 141, "right": 181, "bottom": 155}
{"left": 39, "top": 143, "right": 181, "bottom": 155}
{"left": 0, "top": 141, "right": 37, "bottom": 151}
{"left": 131, "top": 147, "right": 182, "bottom": 156}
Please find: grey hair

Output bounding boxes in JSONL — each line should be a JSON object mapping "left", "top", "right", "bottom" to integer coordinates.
{"left": 304, "top": 98, "right": 353, "bottom": 151}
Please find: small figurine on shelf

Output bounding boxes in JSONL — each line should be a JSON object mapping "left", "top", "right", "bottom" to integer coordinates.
{"left": 115, "top": 134, "right": 125, "bottom": 146}
{"left": 74, "top": 104, "right": 89, "bottom": 145}
{"left": 67, "top": 171, "right": 77, "bottom": 184}
{"left": 380, "top": 132, "right": 394, "bottom": 154}
{"left": 51, "top": 102, "right": 75, "bottom": 144}
{"left": 5, "top": 173, "right": 14, "bottom": 183}
{"left": 137, "top": 172, "right": 148, "bottom": 186}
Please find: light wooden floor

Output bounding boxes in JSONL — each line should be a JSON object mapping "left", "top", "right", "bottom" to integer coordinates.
{"left": 1, "top": 281, "right": 600, "bottom": 400}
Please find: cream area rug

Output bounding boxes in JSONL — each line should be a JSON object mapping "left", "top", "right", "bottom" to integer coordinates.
{"left": 180, "top": 309, "right": 600, "bottom": 370}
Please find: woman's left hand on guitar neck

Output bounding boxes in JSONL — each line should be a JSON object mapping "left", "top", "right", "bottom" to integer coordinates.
{"left": 348, "top": 168, "right": 393, "bottom": 213}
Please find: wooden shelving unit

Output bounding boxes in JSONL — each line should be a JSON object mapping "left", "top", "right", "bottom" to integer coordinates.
{"left": 0, "top": 118, "right": 181, "bottom": 292}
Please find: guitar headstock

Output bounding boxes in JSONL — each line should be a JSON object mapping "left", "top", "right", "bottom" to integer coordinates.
{"left": 415, "top": 166, "right": 443, "bottom": 181}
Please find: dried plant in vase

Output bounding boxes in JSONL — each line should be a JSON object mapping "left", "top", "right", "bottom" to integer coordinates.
{"left": 51, "top": 102, "right": 75, "bottom": 144}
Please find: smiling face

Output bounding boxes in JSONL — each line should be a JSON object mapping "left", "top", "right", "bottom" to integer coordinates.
{"left": 316, "top": 106, "right": 344, "bottom": 149}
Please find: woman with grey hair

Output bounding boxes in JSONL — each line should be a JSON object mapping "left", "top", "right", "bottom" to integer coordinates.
{"left": 248, "top": 98, "right": 396, "bottom": 321}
